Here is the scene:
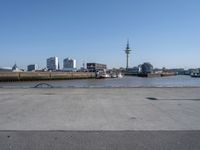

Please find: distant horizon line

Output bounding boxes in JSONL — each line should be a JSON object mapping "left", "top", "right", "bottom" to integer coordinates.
{"left": 0, "top": 63, "right": 199, "bottom": 71}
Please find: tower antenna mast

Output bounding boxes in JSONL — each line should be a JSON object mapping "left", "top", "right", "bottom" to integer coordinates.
{"left": 125, "top": 39, "right": 131, "bottom": 70}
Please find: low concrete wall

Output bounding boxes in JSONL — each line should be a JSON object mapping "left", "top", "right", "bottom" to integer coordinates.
{"left": 147, "top": 73, "right": 162, "bottom": 78}
{"left": 0, "top": 72, "right": 95, "bottom": 81}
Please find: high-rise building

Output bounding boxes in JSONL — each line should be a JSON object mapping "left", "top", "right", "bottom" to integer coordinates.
{"left": 63, "top": 58, "right": 76, "bottom": 71}
{"left": 46, "top": 57, "right": 59, "bottom": 71}
{"left": 27, "top": 64, "right": 38, "bottom": 71}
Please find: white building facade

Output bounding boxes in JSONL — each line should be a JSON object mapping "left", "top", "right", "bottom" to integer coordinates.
{"left": 46, "top": 57, "right": 59, "bottom": 71}
{"left": 63, "top": 58, "right": 76, "bottom": 71}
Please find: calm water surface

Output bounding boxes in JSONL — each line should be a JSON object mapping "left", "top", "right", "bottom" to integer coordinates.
{"left": 0, "top": 75, "right": 200, "bottom": 88}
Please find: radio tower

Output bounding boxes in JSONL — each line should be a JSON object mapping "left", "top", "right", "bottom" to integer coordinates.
{"left": 125, "top": 40, "right": 131, "bottom": 70}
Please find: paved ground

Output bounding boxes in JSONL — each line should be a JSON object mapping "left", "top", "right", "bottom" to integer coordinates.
{"left": 0, "top": 87, "right": 200, "bottom": 149}
{"left": 0, "top": 130, "right": 200, "bottom": 150}
{"left": 0, "top": 87, "right": 200, "bottom": 130}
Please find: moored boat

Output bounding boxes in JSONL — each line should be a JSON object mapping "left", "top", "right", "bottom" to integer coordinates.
{"left": 190, "top": 70, "right": 200, "bottom": 78}
{"left": 117, "top": 73, "right": 123, "bottom": 78}
{"left": 190, "top": 72, "right": 200, "bottom": 78}
{"left": 96, "top": 72, "right": 110, "bottom": 79}
{"left": 111, "top": 74, "right": 117, "bottom": 78}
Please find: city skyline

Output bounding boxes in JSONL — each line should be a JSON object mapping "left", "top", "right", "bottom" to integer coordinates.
{"left": 0, "top": 0, "right": 200, "bottom": 69}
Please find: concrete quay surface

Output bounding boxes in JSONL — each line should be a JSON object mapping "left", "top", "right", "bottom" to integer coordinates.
{"left": 1, "top": 87, "right": 200, "bottom": 150}
{"left": 0, "top": 88, "right": 200, "bottom": 130}
{"left": 0, "top": 87, "right": 200, "bottom": 130}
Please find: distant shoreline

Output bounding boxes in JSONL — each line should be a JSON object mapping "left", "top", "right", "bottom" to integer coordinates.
{"left": 0, "top": 72, "right": 96, "bottom": 82}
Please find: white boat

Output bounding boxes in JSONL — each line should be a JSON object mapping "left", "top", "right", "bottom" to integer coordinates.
{"left": 100, "top": 73, "right": 110, "bottom": 78}
{"left": 96, "top": 72, "right": 110, "bottom": 79}
{"left": 117, "top": 73, "right": 123, "bottom": 78}
{"left": 111, "top": 74, "right": 117, "bottom": 78}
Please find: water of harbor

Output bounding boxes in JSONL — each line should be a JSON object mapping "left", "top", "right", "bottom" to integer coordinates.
{"left": 0, "top": 75, "right": 200, "bottom": 88}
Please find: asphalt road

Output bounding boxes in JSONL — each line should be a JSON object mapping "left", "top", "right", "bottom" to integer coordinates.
{"left": 0, "top": 130, "right": 200, "bottom": 150}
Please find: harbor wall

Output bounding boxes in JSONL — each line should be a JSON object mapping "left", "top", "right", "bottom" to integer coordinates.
{"left": 0, "top": 72, "right": 96, "bottom": 81}
{"left": 126, "top": 72, "right": 176, "bottom": 77}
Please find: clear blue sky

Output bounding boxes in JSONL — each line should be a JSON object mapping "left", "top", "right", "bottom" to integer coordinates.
{"left": 0, "top": 0, "right": 200, "bottom": 69}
